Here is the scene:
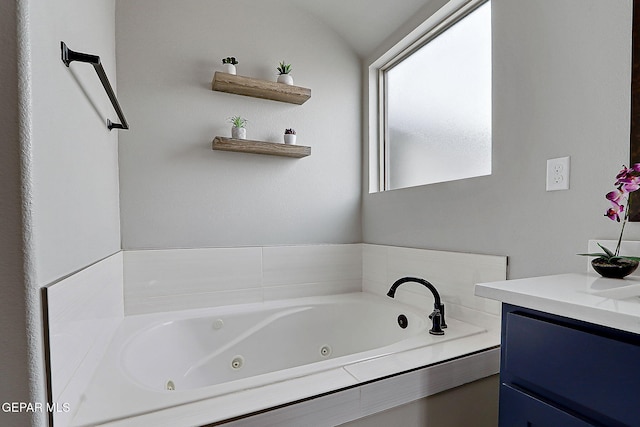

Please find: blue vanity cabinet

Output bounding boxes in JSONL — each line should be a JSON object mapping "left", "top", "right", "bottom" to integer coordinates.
{"left": 500, "top": 384, "right": 594, "bottom": 427}
{"left": 499, "top": 304, "right": 640, "bottom": 427}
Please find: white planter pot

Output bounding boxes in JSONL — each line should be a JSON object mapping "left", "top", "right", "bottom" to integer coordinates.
{"left": 223, "top": 64, "right": 237, "bottom": 75}
{"left": 284, "top": 134, "right": 297, "bottom": 145}
{"left": 232, "top": 127, "right": 246, "bottom": 139}
{"left": 277, "top": 74, "right": 294, "bottom": 85}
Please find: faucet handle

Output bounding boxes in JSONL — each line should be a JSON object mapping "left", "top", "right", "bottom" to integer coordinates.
{"left": 439, "top": 303, "right": 447, "bottom": 329}
{"left": 431, "top": 303, "right": 447, "bottom": 329}
{"left": 428, "top": 309, "right": 445, "bottom": 336}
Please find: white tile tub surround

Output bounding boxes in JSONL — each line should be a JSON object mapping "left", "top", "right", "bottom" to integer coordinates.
{"left": 44, "top": 252, "right": 124, "bottom": 427}
{"left": 262, "top": 244, "right": 362, "bottom": 300}
{"left": 363, "top": 244, "right": 507, "bottom": 318}
{"left": 123, "top": 247, "right": 263, "bottom": 314}
{"left": 124, "top": 245, "right": 362, "bottom": 315}
{"left": 124, "top": 244, "right": 501, "bottom": 317}
{"left": 49, "top": 244, "right": 506, "bottom": 427}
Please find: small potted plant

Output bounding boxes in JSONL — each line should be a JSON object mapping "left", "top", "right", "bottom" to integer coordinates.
{"left": 277, "top": 61, "right": 293, "bottom": 85}
{"left": 284, "top": 128, "right": 296, "bottom": 145}
{"left": 222, "top": 57, "right": 238, "bottom": 75}
{"left": 228, "top": 116, "right": 247, "bottom": 139}
{"left": 579, "top": 164, "right": 640, "bottom": 278}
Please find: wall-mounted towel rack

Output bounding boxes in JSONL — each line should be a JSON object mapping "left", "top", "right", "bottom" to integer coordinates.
{"left": 61, "top": 41, "right": 129, "bottom": 130}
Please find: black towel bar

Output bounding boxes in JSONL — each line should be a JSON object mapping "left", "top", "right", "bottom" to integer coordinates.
{"left": 61, "top": 41, "right": 129, "bottom": 130}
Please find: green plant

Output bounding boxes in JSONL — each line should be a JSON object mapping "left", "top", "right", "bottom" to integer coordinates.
{"left": 582, "top": 243, "right": 640, "bottom": 264}
{"left": 222, "top": 57, "right": 238, "bottom": 65}
{"left": 284, "top": 128, "right": 296, "bottom": 135}
{"left": 228, "top": 115, "right": 247, "bottom": 128}
{"left": 277, "top": 61, "right": 292, "bottom": 75}
{"left": 578, "top": 164, "right": 640, "bottom": 263}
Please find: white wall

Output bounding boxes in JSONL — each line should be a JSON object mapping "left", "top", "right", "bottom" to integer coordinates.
{"left": 0, "top": 1, "right": 35, "bottom": 425}
{"left": 363, "top": 0, "right": 635, "bottom": 279}
{"left": 2, "top": 0, "right": 120, "bottom": 425}
{"left": 115, "top": 0, "right": 362, "bottom": 250}
{"left": 29, "top": 0, "right": 121, "bottom": 286}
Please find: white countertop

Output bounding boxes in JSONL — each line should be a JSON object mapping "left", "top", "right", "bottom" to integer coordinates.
{"left": 475, "top": 273, "right": 640, "bottom": 334}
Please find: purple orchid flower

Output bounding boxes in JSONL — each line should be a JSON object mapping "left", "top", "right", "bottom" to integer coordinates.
{"left": 622, "top": 181, "right": 640, "bottom": 193}
{"left": 600, "top": 164, "right": 640, "bottom": 257}
{"left": 615, "top": 163, "right": 640, "bottom": 179}
{"left": 605, "top": 204, "right": 624, "bottom": 222}
{"left": 580, "top": 164, "right": 640, "bottom": 264}
{"left": 606, "top": 189, "right": 624, "bottom": 203}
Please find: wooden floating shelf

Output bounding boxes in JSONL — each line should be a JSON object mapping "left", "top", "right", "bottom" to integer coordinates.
{"left": 212, "top": 137, "right": 311, "bottom": 158}
{"left": 212, "top": 72, "right": 311, "bottom": 105}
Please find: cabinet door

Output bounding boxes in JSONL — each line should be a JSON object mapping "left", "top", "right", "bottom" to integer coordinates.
{"left": 499, "top": 384, "right": 595, "bottom": 427}
{"left": 502, "top": 310, "right": 640, "bottom": 425}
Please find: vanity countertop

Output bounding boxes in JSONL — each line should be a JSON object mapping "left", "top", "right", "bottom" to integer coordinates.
{"left": 475, "top": 273, "right": 640, "bottom": 334}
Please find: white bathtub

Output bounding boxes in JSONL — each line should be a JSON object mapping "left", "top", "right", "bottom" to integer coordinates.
{"left": 71, "top": 292, "right": 498, "bottom": 426}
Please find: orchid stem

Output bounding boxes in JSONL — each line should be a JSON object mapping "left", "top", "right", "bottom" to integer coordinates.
{"left": 616, "top": 199, "right": 630, "bottom": 257}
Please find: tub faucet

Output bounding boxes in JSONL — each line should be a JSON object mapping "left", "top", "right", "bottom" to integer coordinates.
{"left": 386, "top": 277, "right": 447, "bottom": 335}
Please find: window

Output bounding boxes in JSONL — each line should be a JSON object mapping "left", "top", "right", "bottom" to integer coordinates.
{"left": 380, "top": 1, "right": 491, "bottom": 191}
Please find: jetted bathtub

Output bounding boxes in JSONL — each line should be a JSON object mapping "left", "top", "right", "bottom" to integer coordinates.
{"left": 71, "top": 292, "right": 498, "bottom": 426}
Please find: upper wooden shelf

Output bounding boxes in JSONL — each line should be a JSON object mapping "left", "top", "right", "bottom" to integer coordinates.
{"left": 212, "top": 136, "right": 311, "bottom": 158}
{"left": 212, "top": 72, "right": 311, "bottom": 105}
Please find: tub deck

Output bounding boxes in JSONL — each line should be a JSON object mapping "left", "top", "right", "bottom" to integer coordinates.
{"left": 70, "top": 292, "right": 500, "bottom": 426}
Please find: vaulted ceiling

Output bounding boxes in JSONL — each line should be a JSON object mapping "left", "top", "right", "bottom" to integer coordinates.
{"left": 288, "top": 0, "right": 432, "bottom": 57}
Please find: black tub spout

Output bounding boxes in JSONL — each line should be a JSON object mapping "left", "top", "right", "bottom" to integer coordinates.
{"left": 387, "top": 276, "right": 447, "bottom": 335}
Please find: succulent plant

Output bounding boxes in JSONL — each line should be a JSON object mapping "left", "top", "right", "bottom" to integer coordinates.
{"left": 222, "top": 57, "right": 238, "bottom": 65}
{"left": 284, "top": 128, "right": 296, "bottom": 135}
{"left": 277, "top": 61, "right": 292, "bottom": 75}
{"left": 228, "top": 115, "right": 248, "bottom": 128}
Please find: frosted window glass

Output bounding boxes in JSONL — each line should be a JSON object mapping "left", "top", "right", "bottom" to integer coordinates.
{"left": 386, "top": 2, "right": 491, "bottom": 190}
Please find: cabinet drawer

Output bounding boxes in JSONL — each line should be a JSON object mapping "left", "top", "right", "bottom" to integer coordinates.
{"left": 503, "top": 312, "right": 640, "bottom": 426}
{"left": 499, "top": 384, "right": 595, "bottom": 427}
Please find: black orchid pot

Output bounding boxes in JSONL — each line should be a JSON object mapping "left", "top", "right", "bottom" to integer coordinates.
{"left": 591, "top": 257, "right": 639, "bottom": 279}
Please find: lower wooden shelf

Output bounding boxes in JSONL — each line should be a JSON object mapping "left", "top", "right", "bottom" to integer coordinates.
{"left": 212, "top": 136, "right": 311, "bottom": 158}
